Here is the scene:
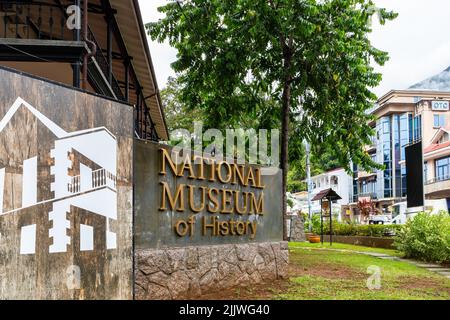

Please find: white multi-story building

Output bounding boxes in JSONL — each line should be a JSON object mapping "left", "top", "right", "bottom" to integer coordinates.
{"left": 308, "top": 168, "right": 352, "bottom": 221}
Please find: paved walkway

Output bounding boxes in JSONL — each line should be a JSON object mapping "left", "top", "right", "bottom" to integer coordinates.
{"left": 292, "top": 246, "right": 450, "bottom": 279}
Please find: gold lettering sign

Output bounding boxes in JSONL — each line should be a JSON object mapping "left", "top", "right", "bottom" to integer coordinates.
{"left": 158, "top": 148, "right": 266, "bottom": 239}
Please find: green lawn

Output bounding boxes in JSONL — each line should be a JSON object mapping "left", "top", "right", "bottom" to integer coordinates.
{"left": 274, "top": 243, "right": 450, "bottom": 300}
{"left": 220, "top": 242, "right": 450, "bottom": 300}
{"left": 289, "top": 241, "right": 403, "bottom": 256}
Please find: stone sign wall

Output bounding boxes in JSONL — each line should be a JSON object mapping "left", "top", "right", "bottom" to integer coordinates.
{"left": 135, "top": 242, "right": 288, "bottom": 299}
{"left": 288, "top": 215, "right": 306, "bottom": 242}
{"left": 0, "top": 67, "right": 287, "bottom": 300}
{"left": 134, "top": 141, "right": 288, "bottom": 299}
{"left": 0, "top": 67, "right": 133, "bottom": 299}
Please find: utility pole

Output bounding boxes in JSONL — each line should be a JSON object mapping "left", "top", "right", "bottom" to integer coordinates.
{"left": 305, "top": 140, "right": 313, "bottom": 232}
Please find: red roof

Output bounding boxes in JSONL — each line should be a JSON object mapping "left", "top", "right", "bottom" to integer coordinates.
{"left": 424, "top": 141, "right": 450, "bottom": 154}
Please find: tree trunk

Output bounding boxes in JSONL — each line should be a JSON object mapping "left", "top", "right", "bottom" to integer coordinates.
{"left": 281, "top": 50, "right": 292, "bottom": 241}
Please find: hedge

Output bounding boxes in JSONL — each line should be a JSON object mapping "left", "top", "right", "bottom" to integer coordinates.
{"left": 305, "top": 215, "right": 402, "bottom": 238}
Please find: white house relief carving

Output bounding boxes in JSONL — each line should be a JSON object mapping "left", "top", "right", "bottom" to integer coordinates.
{"left": 0, "top": 97, "right": 118, "bottom": 255}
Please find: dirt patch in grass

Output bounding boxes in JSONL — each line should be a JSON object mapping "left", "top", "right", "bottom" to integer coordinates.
{"left": 192, "top": 278, "right": 289, "bottom": 300}
{"left": 289, "top": 261, "right": 366, "bottom": 280}
{"left": 188, "top": 248, "right": 450, "bottom": 300}
{"left": 396, "top": 276, "right": 450, "bottom": 294}
{"left": 288, "top": 249, "right": 366, "bottom": 281}
{"left": 194, "top": 255, "right": 366, "bottom": 300}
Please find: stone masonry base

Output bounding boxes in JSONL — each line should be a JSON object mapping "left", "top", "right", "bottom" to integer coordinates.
{"left": 135, "top": 241, "right": 289, "bottom": 300}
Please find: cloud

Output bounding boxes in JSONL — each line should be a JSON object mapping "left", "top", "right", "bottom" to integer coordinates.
{"left": 139, "top": 0, "right": 177, "bottom": 89}
{"left": 370, "top": 0, "right": 450, "bottom": 96}
{"left": 139, "top": 0, "right": 450, "bottom": 96}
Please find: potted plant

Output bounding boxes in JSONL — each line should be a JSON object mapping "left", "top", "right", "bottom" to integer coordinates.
{"left": 304, "top": 231, "right": 314, "bottom": 240}
{"left": 305, "top": 214, "right": 322, "bottom": 243}
{"left": 308, "top": 234, "right": 321, "bottom": 243}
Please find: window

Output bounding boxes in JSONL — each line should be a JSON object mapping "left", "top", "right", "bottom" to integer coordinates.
{"left": 408, "top": 114, "right": 413, "bottom": 143}
{"left": 413, "top": 115, "right": 422, "bottom": 140}
{"left": 394, "top": 114, "right": 402, "bottom": 198}
{"left": 331, "top": 176, "right": 338, "bottom": 185}
{"left": 401, "top": 165, "right": 407, "bottom": 197}
{"left": 435, "top": 157, "right": 450, "bottom": 181}
{"left": 400, "top": 113, "right": 409, "bottom": 161}
{"left": 434, "top": 114, "right": 445, "bottom": 128}
{"left": 424, "top": 162, "right": 428, "bottom": 183}
{"left": 383, "top": 120, "right": 390, "bottom": 134}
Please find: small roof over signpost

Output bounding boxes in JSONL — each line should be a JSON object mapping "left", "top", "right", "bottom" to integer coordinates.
{"left": 312, "top": 188, "right": 342, "bottom": 246}
{"left": 312, "top": 188, "right": 342, "bottom": 202}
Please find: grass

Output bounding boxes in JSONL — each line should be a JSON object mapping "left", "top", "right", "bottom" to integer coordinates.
{"left": 209, "top": 242, "right": 450, "bottom": 300}
{"left": 289, "top": 241, "right": 402, "bottom": 256}
{"left": 275, "top": 243, "right": 450, "bottom": 300}
{"left": 276, "top": 274, "right": 447, "bottom": 300}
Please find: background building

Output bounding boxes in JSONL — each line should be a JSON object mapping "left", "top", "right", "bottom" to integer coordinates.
{"left": 349, "top": 88, "right": 450, "bottom": 220}
{"left": 0, "top": 0, "right": 168, "bottom": 141}
{"left": 303, "top": 168, "right": 352, "bottom": 221}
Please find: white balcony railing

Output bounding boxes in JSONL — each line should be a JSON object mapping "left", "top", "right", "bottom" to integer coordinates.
{"left": 68, "top": 176, "right": 81, "bottom": 193}
{"left": 68, "top": 168, "right": 116, "bottom": 193}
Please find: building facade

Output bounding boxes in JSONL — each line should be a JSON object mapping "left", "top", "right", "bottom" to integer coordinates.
{"left": 307, "top": 168, "right": 352, "bottom": 221}
{"left": 0, "top": 0, "right": 165, "bottom": 299}
{"left": 0, "top": 2, "right": 288, "bottom": 299}
{"left": 0, "top": 0, "right": 168, "bottom": 141}
{"left": 349, "top": 90, "right": 450, "bottom": 219}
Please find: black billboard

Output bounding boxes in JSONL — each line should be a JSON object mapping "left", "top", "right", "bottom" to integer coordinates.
{"left": 405, "top": 141, "right": 424, "bottom": 208}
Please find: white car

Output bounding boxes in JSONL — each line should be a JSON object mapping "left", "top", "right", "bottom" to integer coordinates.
{"left": 368, "top": 214, "right": 391, "bottom": 225}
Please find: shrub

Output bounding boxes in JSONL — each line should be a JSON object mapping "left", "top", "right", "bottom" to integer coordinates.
{"left": 304, "top": 217, "right": 402, "bottom": 238}
{"left": 332, "top": 223, "right": 356, "bottom": 236}
{"left": 304, "top": 214, "right": 322, "bottom": 234}
{"left": 353, "top": 224, "right": 402, "bottom": 237}
{"left": 394, "top": 212, "right": 450, "bottom": 264}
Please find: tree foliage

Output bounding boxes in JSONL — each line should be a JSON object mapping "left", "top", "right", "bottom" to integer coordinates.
{"left": 395, "top": 212, "right": 450, "bottom": 264}
{"left": 161, "top": 76, "right": 204, "bottom": 133}
{"left": 161, "top": 75, "right": 340, "bottom": 192}
{"left": 147, "top": 0, "right": 396, "bottom": 218}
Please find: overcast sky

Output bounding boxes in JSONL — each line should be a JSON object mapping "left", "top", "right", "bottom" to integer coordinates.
{"left": 139, "top": 0, "right": 450, "bottom": 97}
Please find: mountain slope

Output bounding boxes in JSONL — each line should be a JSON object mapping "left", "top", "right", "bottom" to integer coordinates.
{"left": 409, "top": 66, "right": 450, "bottom": 91}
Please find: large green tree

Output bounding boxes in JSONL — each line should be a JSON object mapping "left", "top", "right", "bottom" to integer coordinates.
{"left": 161, "top": 76, "right": 341, "bottom": 193}
{"left": 161, "top": 76, "right": 204, "bottom": 132}
{"left": 147, "top": 0, "right": 396, "bottom": 231}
